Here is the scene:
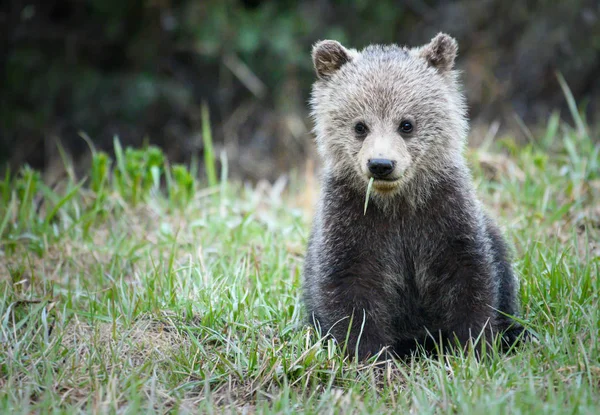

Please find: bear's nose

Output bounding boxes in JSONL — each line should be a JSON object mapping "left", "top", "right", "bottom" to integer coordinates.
{"left": 367, "top": 159, "right": 395, "bottom": 178}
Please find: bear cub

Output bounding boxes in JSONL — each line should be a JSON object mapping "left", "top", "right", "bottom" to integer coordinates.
{"left": 302, "top": 33, "right": 528, "bottom": 360}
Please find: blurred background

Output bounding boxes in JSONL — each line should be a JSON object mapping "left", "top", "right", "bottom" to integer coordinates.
{"left": 1, "top": 0, "right": 599, "bottom": 183}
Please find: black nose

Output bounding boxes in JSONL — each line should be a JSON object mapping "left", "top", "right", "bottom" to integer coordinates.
{"left": 367, "top": 158, "right": 395, "bottom": 178}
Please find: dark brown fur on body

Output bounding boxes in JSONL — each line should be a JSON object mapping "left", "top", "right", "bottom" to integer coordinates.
{"left": 303, "top": 34, "right": 527, "bottom": 360}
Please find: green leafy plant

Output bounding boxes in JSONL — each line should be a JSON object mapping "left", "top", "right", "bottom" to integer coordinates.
{"left": 167, "top": 163, "right": 196, "bottom": 207}
{"left": 113, "top": 137, "right": 164, "bottom": 205}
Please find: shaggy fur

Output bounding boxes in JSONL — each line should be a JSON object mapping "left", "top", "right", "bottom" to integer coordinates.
{"left": 303, "top": 33, "right": 527, "bottom": 360}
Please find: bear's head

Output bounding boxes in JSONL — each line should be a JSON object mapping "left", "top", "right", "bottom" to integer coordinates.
{"left": 310, "top": 33, "right": 468, "bottom": 199}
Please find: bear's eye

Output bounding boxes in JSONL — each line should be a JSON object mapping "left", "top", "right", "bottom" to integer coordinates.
{"left": 399, "top": 120, "right": 414, "bottom": 134}
{"left": 354, "top": 122, "right": 368, "bottom": 137}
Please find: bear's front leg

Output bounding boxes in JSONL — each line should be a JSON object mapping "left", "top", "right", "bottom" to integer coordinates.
{"left": 317, "top": 278, "right": 394, "bottom": 361}
{"left": 422, "top": 239, "right": 499, "bottom": 357}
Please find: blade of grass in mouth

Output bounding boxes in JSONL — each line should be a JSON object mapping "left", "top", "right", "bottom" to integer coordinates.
{"left": 364, "top": 177, "right": 374, "bottom": 215}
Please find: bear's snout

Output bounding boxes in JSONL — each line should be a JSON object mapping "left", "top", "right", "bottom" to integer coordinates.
{"left": 367, "top": 158, "right": 396, "bottom": 179}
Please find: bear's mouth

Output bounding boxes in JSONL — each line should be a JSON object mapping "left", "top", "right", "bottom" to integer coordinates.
{"left": 372, "top": 177, "right": 401, "bottom": 191}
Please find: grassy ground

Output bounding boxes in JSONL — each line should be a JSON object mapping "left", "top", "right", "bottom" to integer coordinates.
{"left": 0, "top": 113, "right": 599, "bottom": 413}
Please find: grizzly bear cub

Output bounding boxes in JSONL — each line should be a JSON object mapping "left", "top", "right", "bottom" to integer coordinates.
{"left": 302, "top": 33, "right": 528, "bottom": 360}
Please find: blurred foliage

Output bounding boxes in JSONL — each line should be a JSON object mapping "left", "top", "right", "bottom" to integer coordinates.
{"left": 0, "top": 0, "right": 599, "bottom": 180}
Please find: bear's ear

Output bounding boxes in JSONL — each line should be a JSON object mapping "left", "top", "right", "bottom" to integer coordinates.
{"left": 312, "top": 40, "right": 352, "bottom": 79}
{"left": 418, "top": 33, "right": 458, "bottom": 73}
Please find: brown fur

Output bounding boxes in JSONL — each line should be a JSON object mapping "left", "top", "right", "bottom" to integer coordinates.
{"left": 303, "top": 33, "right": 528, "bottom": 361}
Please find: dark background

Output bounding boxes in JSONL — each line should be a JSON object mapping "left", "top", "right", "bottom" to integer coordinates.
{"left": 1, "top": 0, "right": 599, "bottom": 182}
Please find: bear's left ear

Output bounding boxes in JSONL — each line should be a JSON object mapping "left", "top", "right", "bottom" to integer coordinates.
{"left": 418, "top": 33, "right": 458, "bottom": 73}
{"left": 312, "top": 40, "right": 353, "bottom": 79}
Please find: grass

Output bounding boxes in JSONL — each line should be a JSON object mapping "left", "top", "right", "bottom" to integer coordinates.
{"left": 0, "top": 113, "right": 599, "bottom": 414}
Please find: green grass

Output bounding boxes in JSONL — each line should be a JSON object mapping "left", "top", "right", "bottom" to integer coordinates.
{"left": 0, "top": 115, "right": 599, "bottom": 414}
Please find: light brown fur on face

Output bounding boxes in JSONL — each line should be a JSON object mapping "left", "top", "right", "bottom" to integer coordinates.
{"left": 310, "top": 33, "right": 468, "bottom": 205}
{"left": 357, "top": 126, "right": 411, "bottom": 192}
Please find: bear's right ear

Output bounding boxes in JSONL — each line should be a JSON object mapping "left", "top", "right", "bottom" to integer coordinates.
{"left": 312, "top": 40, "right": 352, "bottom": 79}
{"left": 417, "top": 33, "right": 458, "bottom": 74}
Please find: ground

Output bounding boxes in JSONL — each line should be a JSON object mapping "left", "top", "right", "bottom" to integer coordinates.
{"left": 0, "top": 115, "right": 599, "bottom": 413}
